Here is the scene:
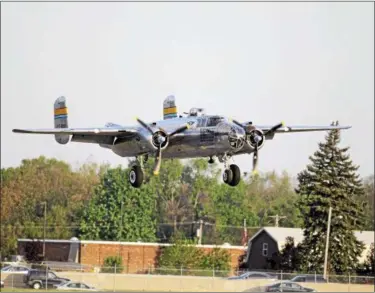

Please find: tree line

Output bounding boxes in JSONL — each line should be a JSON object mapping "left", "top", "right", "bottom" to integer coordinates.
{"left": 1, "top": 122, "right": 374, "bottom": 275}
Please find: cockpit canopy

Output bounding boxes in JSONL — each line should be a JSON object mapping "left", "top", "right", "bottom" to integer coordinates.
{"left": 206, "top": 116, "right": 225, "bottom": 127}
{"left": 188, "top": 108, "right": 206, "bottom": 117}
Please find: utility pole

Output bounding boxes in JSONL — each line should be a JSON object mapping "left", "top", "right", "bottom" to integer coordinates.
{"left": 118, "top": 201, "right": 124, "bottom": 257}
{"left": 198, "top": 220, "right": 203, "bottom": 245}
{"left": 323, "top": 206, "right": 332, "bottom": 280}
{"left": 269, "top": 214, "right": 286, "bottom": 227}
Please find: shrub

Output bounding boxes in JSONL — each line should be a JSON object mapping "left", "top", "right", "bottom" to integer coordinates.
{"left": 101, "top": 256, "right": 124, "bottom": 273}
{"left": 158, "top": 234, "right": 231, "bottom": 277}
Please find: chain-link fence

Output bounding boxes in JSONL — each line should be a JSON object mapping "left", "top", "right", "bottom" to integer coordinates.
{"left": 1, "top": 263, "right": 374, "bottom": 292}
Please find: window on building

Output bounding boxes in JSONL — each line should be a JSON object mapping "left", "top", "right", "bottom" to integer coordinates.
{"left": 262, "top": 242, "right": 268, "bottom": 256}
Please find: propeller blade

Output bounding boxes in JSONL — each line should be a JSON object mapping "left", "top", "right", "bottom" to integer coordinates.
{"left": 252, "top": 146, "right": 259, "bottom": 173}
{"left": 231, "top": 119, "right": 246, "bottom": 130}
{"left": 169, "top": 124, "right": 190, "bottom": 137}
{"left": 264, "top": 122, "right": 285, "bottom": 136}
{"left": 153, "top": 147, "right": 162, "bottom": 175}
{"left": 135, "top": 117, "right": 154, "bottom": 135}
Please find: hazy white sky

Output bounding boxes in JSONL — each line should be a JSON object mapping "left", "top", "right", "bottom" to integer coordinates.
{"left": 1, "top": 2, "right": 374, "bottom": 178}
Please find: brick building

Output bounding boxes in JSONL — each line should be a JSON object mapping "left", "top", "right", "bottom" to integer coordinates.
{"left": 17, "top": 239, "right": 247, "bottom": 273}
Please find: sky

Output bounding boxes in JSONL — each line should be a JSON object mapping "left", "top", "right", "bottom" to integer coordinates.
{"left": 1, "top": 2, "right": 374, "bottom": 178}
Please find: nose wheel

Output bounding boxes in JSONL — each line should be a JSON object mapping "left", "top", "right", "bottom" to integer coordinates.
{"left": 223, "top": 164, "right": 241, "bottom": 186}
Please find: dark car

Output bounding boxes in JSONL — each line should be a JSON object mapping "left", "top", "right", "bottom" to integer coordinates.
{"left": 266, "top": 281, "right": 316, "bottom": 292}
{"left": 23, "top": 269, "right": 70, "bottom": 289}
{"left": 290, "top": 275, "right": 327, "bottom": 283}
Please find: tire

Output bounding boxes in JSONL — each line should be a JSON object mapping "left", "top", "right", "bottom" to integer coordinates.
{"left": 33, "top": 282, "right": 41, "bottom": 290}
{"left": 229, "top": 164, "right": 241, "bottom": 186}
{"left": 129, "top": 165, "right": 144, "bottom": 188}
{"left": 223, "top": 169, "right": 233, "bottom": 185}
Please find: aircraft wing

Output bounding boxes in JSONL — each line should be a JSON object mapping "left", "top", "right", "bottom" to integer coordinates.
{"left": 255, "top": 124, "right": 351, "bottom": 134}
{"left": 12, "top": 127, "right": 138, "bottom": 136}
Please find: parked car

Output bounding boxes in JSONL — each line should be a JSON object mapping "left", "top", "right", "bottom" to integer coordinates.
{"left": 290, "top": 275, "right": 327, "bottom": 283}
{"left": 265, "top": 281, "right": 316, "bottom": 292}
{"left": 23, "top": 269, "right": 70, "bottom": 289}
{"left": 228, "top": 271, "right": 277, "bottom": 280}
{"left": 54, "top": 281, "right": 97, "bottom": 291}
{"left": 1, "top": 265, "right": 30, "bottom": 274}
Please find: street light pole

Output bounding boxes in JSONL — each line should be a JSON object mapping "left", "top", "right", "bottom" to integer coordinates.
{"left": 323, "top": 206, "right": 332, "bottom": 279}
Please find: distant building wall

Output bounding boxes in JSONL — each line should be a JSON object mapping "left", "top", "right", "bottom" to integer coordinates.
{"left": 18, "top": 240, "right": 72, "bottom": 262}
{"left": 18, "top": 239, "right": 247, "bottom": 273}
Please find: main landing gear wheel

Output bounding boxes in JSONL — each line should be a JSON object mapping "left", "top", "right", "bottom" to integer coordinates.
{"left": 222, "top": 164, "right": 241, "bottom": 187}
{"left": 129, "top": 165, "right": 144, "bottom": 188}
{"left": 223, "top": 169, "right": 233, "bottom": 184}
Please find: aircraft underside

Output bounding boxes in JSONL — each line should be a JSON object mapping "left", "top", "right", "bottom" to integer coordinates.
{"left": 106, "top": 129, "right": 256, "bottom": 188}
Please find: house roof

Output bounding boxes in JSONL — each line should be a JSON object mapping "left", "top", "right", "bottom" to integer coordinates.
{"left": 248, "top": 227, "right": 374, "bottom": 250}
{"left": 244, "top": 227, "right": 374, "bottom": 264}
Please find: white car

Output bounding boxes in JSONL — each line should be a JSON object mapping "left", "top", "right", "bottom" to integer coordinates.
{"left": 54, "top": 281, "right": 97, "bottom": 291}
{"left": 1, "top": 265, "right": 30, "bottom": 274}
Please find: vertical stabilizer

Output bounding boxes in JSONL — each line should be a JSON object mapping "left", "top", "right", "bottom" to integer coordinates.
{"left": 163, "top": 95, "right": 178, "bottom": 120}
{"left": 54, "top": 96, "right": 70, "bottom": 144}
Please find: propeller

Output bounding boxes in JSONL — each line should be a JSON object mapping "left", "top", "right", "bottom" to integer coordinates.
{"left": 230, "top": 119, "right": 286, "bottom": 174}
{"left": 135, "top": 118, "right": 190, "bottom": 175}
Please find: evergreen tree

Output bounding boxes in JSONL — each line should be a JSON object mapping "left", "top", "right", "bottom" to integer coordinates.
{"left": 296, "top": 121, "right": 366, "bottom": 274}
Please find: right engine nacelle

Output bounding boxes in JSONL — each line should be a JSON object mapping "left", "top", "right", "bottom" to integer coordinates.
{"left": 246, "top": 128, "right": 265, "bottom": 150}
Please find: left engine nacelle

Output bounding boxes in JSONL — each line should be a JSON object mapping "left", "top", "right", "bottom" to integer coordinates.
{"left": 151, "top": 130, "right": 169, "bottom": 150}
{"left": 246, "top": 128, "right": 265, "bottom": 150}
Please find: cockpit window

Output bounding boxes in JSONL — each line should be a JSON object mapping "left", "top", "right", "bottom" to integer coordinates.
{"left": 207, "top": 117, "right": 224, "bottom": 127}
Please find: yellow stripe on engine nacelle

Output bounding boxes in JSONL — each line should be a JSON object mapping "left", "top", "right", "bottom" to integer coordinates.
{"left": 163, "top": 107, "right": 177, "bottom": 115}
{"left": 54, "top": 107, "right": 68, "bottom": 115}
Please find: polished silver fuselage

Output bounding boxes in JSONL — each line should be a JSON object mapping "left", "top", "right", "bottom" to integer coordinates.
{"left": 94, "top": 115, "right": 253, "bottom": 159}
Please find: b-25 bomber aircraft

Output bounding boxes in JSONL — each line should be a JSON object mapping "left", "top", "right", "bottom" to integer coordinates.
{"left": 13, "top": 95, "right": 351, "bottom": 188}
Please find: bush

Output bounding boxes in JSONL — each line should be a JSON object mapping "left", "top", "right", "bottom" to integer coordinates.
{"left": 158, "top": 235, "right": 204, "bottom": 272}
{"left": 201, "top": 247, "right": 231, "bottom": 277}
{"left": 101, "top": 256, "right": 124, "bottom": 273}
{"left": 158, "top": 234, "right": 231, "bottom": 277}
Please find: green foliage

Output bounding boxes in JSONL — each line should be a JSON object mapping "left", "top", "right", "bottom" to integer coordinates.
{"left": 158, "top": 234, "right": 231, "bottom": 276}
{"left": 1, "top": 156, "right": 101, "bottom": 258}
{"left": 79, "top": 166, "right": 157, "bottom": 242}
{"left": 361, "top": 175, "right": 374, "bottom": 230}
{"left": 101, "top": 256, "right": 124, "bottom": 273}
{"left": 280, "top": 237, "right": 301, "bottom": 272}
{"left": 296, "top": 121, "right": 366, "bottom": 274}
{"left": 1, "top": 151, "right": 372, "bottom": 275}
{"left": 158, "top": 234, "right": 205, "bottom": 273}
{"left": 200, "top": 247, "right": 231, "bottom": 276}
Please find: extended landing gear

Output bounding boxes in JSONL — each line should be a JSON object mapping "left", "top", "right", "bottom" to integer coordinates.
{"left": 223, "top": 164, "right": 241, "bottom": 186}
{"left": 129, "top": 155, "right": 146, "bottom": 188}
{"left": 129, "top": 165, "right": 144, "bottom": 188}
{"left": 219, "top": 154, "right": 241, "bottom": 187}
